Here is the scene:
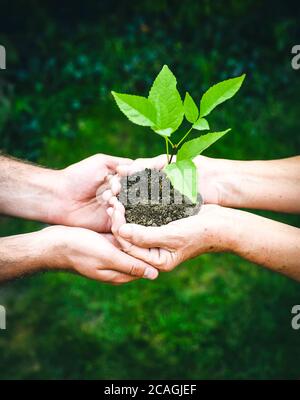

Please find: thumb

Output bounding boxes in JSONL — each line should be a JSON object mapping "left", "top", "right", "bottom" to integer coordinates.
{"left": 118, "top": 224, "right": 171, "bottom": 248}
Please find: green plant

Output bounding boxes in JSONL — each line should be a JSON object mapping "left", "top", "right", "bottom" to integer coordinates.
{"left": 112, "top": 65, "right": 245, "bottom": 202}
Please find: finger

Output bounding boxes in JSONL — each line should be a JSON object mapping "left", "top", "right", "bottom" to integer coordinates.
{"left": 110, "top": 202, "right": 157, "bottom": 263}
{"left": 116, "top": 154, "right": 167, "bottom": 176}
{"left": 102, "top": 189, "right": 113, "bottom": 203}
{"left": 108, "top": 195, "right": 119, "bottom": 207}
{"left": 110, "top": 205, "right": 166, "bottom": 267}
{"left": 106, "top": 231, "right": 158, "bottom": 280}
{"left": 95, "top": 269, "right": 141, "bottom": 285}
{"left": 110, "top": 175, "right": 121, "bottom": 196}
{"left": 110, "top": 201, "right": 132, "bottom": 250}
{"left": 118, "top": 223, "right": 173, "bottom": 248}
{"left": 95, "top": 182, "right": 111, "bottom": 202}
{"left": 101, "top": 233, "right": 121, "bottom": 248}
{"left": 104, "top": 155, "right": 133, "bottom": 168}
{"left": 110, "top": 204, "right": 176, "bottom": 270}
{"left": 110, "top": 249, "right": 159, "bottom": 280}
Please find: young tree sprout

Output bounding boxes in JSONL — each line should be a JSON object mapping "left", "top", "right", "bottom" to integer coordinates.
{"left": 112, "top": 65, "right": 245, "bottom": 202}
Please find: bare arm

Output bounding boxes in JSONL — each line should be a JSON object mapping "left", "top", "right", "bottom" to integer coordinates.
{"left": 228, "top": 208, "right": 300, "bottom": 280}
{"left": 0, "top": 226, "right": 158, "bottom": 284}
{"left": 0, "top": 155, "right": 62, "bottom": 223}
{"left": 195, "top": 155, "right": 300, "bottom": 213}
{"left": 0, "top": 153, "right": 131, "bottom": 231}
{"left": 110, "top": 201, "right": 300, "bottom": 282}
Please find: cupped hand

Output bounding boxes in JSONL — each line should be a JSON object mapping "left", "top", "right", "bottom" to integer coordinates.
{"left": 55, "top": 154, "right": 132, "bottom": 232}
{"left": 102, "top": 154, "right": 224, "bottom": 206}
{"left": 107, "top": 197, "right": 235, "bottom": 272}
{"left": 43, "top": 225, "right": 159, "bottom": 284}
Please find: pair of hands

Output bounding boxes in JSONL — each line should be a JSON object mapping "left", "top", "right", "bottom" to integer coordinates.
{"left": 2, "top": 153, "right": 299, "bottom": 283}
{"left": 42, "top": 154, "right": 159, "bottom": 284}
{"left": 47, "top": 153, "right": 227, "bottom": 284}
{"left": 53, "top": 153, "right": 300, "bottom": 284}
{"left": 101, "top": 155, "right": 233, "bottom": 274}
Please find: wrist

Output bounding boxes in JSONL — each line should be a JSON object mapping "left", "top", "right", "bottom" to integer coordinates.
{"left": 39, "top": 225, "right": 75, "bottom": 271}
{"left": 0, "top": 229, "right": 58, "bottom": 282}
{"left": 200, "top": 205, "right": 244, "bottom": 254}
{"left": 193, "top": 156, "right": 243, "bottom": 207}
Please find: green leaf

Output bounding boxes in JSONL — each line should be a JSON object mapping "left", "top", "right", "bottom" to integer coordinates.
{"left": 111, "top": 92, "right": 156, "bottom": 126}
{"left": 149, "top": 65, "right": 184, "bottom": 136}
{"left": 164, "top": 160, "right": 198, "bottom": 203}
{"left": 184, "top": 92, "right": 198, "bottom": 123}
{"left": 177, "top": 129, "right": 231, "bottom": 162}
{"left": 193, "top": 117, "right": 209, "bottom": 131}
{"left": 199, "top": 74, "right": 246, "bottom": 118}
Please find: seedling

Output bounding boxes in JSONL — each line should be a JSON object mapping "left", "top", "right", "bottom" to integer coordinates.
{"left": 112, "top": 65, "right": 245, "bottom": 203}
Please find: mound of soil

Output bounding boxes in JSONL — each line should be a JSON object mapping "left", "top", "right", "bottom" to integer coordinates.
{"left": 118, "top": 168, "right": 202, "bottom": 226}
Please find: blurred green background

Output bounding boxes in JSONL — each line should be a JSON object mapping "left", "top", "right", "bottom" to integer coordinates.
{"left": 1, "top": 0, "right": 300, "bottom": 379}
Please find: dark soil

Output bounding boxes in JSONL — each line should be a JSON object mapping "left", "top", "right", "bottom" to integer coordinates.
{"left": 118, "top": 168, "right": 202, "bottom": 226}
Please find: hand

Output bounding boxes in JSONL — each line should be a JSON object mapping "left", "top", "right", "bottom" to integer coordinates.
{"left": 55, "top": 154, "right": 132, "bottom": 232}
{"left": 102, "top": 154, "right": 224, "bottom": 206}
{"left": 42, "top": 225, "right": 159, "bottom": 284}
{"left": 108, "top": 198, "right": 235, "bottom": 272}
{"left": 101, "top": 154, "right": 167, "bottom": 201}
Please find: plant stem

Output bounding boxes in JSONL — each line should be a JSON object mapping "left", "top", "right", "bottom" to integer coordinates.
{"left": 169, "top": 144, "right": 177, "bottom": 164}
{"left": 165, "top": 136, "right": 170, "bottom": 164}
{"left": 167, "top": 137, "right": 174, "bottom": 147}
{"left": 176, "top": 126, "right": 193, "bottom": 148}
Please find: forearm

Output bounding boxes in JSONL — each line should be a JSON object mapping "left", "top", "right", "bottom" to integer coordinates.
{"left": 196, "top": 156, "right": 300, "bottom": 213}
{"left": 0, "top": 229, "right": 58, "bottom": 283}
{"left": 0, "top": 155, "right": 64, "bottom": 223}
{"left": 224, "top": 208, "right": 300, "bottom": 280}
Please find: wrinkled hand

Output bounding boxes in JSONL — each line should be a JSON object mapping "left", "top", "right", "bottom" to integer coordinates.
{"left": 55, "top": 154, "right": 132, "bottom": 232}
{"left": 43, "top": 225, "right": 159, "bottom": 284}
{"left": 107, "top": 197, "right": 234, "bottom": 272}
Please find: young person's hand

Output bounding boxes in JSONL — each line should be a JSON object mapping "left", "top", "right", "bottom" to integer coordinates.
{"left": 0, "top": 225, "right": 159, "bottom": 284}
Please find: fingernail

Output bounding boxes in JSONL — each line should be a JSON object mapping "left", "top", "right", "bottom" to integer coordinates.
{"left": 119, "top": 225, "right": 132, "bottom": 238}
{"left": 144, "top": 267, "right": 158, "bottom": 280}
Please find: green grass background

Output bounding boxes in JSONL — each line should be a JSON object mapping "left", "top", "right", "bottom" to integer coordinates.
{"left": 0, "top": 0, "right": 300, "bottom": 379}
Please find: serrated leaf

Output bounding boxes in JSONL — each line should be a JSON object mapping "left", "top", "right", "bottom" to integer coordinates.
{"left": 164, "top": 160, "right": 198, "bottom": 203}
{"left": 199, "top": 74, "right": 246, "bottom": 118}
{"left": 193, "top": 117, "right": 209, "bottom": 131}
{"left": 177, "top": 129, "right": 231, "bottom": 162}
{"left": 111, "top": 92, "right": 156, "bottom": 126}
{"left": 149, "top": 65, "right": 183, "bottom": 136}
{"left": 184, "top": 92, "right": 198, "bottom": 123}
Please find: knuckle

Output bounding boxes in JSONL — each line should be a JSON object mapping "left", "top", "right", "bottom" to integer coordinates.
{"left": 129, "top": 264, "right": 144, "bottom": 278}
{"left": 154, "top": 253, "right": 167, "bottom": 269}
{"left": 122, "top": 242, "right": 134, "bottom": 253}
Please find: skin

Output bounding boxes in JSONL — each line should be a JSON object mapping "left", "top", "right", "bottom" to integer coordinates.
{"left": 0, "top": 153, "right": 133, "bottom": 232}
{"left": 0, "top": 154, "right": 159, "bottom": 284}
{"left": 106, "top": 155, "right": 300, "bottom": 282}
